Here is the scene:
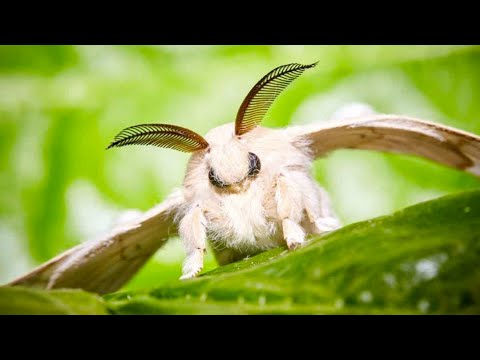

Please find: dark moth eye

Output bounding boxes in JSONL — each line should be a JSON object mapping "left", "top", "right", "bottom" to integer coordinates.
{"left": 247, "top": 152, "right": 261, "bottom": 177}
{"left": 209, "top": 168, "right": 227, "bottom": 188}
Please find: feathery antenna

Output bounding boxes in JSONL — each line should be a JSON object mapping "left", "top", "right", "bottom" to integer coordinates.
{"left": 235, "top": 62, "right": 318, "bottom": 135}
{"left": 106, "top": 124, "right": 209, "bottom": 152}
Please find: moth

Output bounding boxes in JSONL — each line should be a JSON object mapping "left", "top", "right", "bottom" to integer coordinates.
{"left": 9, "top": 62, "right": 480, "bottom": 295}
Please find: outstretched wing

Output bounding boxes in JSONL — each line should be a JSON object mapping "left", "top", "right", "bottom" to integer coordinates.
{"left": 288, "top": 115, "right": 480, "bottom": 177}
{"left": 8, "top": 190, "right": 184, "bottom": 295}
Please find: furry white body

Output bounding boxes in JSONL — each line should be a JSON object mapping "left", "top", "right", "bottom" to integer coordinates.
{"left": 177, "top": 123, "right": 339, "bottom": 278}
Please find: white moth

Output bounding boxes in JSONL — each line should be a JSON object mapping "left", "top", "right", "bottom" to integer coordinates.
{"left": 9, "top": 62, "right": 480, "bottom": 294}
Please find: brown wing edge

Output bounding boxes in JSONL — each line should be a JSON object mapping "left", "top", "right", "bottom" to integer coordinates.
{"left": 288, "top": 115, "right": 480, "bottom": 177}
{"left": 7, "top": 190, "right": 184, "bottom": 295}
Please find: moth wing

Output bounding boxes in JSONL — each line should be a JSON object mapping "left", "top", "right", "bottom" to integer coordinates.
{"left": 288, "top": 115, "right": 480, "bottom": 177}
{"left": 9, "top": 190, "right": 184, "bottom": 295}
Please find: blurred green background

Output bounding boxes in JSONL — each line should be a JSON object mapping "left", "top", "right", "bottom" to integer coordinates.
{"left": 1, "top": 45, "right": 480, "bottom": 291}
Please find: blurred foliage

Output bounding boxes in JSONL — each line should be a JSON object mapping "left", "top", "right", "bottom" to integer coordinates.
{"left": 2, "top": 190, "right": 479, "bottom": 314}
{"left": 1, "top": 45, "right": 480, "bottom": 293}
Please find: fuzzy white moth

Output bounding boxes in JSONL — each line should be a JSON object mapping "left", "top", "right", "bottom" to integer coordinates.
{"left": 9, "top": 62, "right": 480, "bottom": 294}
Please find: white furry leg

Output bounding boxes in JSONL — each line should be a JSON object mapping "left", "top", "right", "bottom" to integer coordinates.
{"left": 178, "top": 204, "right": 207, "bottom": 280}
{"left": 180, "top": 250, "right": 204, "bottom": 280}
{"left": 305, "top": 184, "right": 342, "bottom": 234}
{"left": 282, "top": 219, "right": 305, "bottom": 250}
{"left": 314, "top": 217, "right": 342, "bottom": 233}
{"left": 275, "top": 173, "right": 306, "bottom": 250}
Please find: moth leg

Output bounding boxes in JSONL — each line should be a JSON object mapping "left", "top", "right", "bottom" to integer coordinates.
{"left": 179, "top": 204, "right": 207, "bottom": 280}
{"left": 275, "top": 173, "right": 306, "bottom": 250}
{"left": 304, "top": 183, "right": 342, "bottom": 234}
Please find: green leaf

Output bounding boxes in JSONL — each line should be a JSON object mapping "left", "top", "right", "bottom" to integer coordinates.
{"left": 0, "top": 287, "right": 109, "bottom": 315}
{"left": 2, "top": 190, "right": 479, "bottom": 314}
{"left": 106, "top": 190, "right": 480, "bottom": 314}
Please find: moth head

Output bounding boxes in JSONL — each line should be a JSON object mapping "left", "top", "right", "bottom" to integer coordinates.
{"left": 204, "top": 125, "right": 261, "bottom": 188}
{"left": 106, "top": 61, "right": 317, "bottom": 189}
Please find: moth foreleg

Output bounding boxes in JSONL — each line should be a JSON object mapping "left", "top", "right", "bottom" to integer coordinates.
{"left": 179, "top": 204, "right": 207, "bottom": 280}
{"left": 275, "top": 173, "right": 306, "bottom": 250}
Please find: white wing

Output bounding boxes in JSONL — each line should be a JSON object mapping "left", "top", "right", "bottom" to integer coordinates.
{"left": 8, "top": 190, "right": 184, "bottom": 295}
{"left": 288, "top": 115, "right": 480, "bottom": 177}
